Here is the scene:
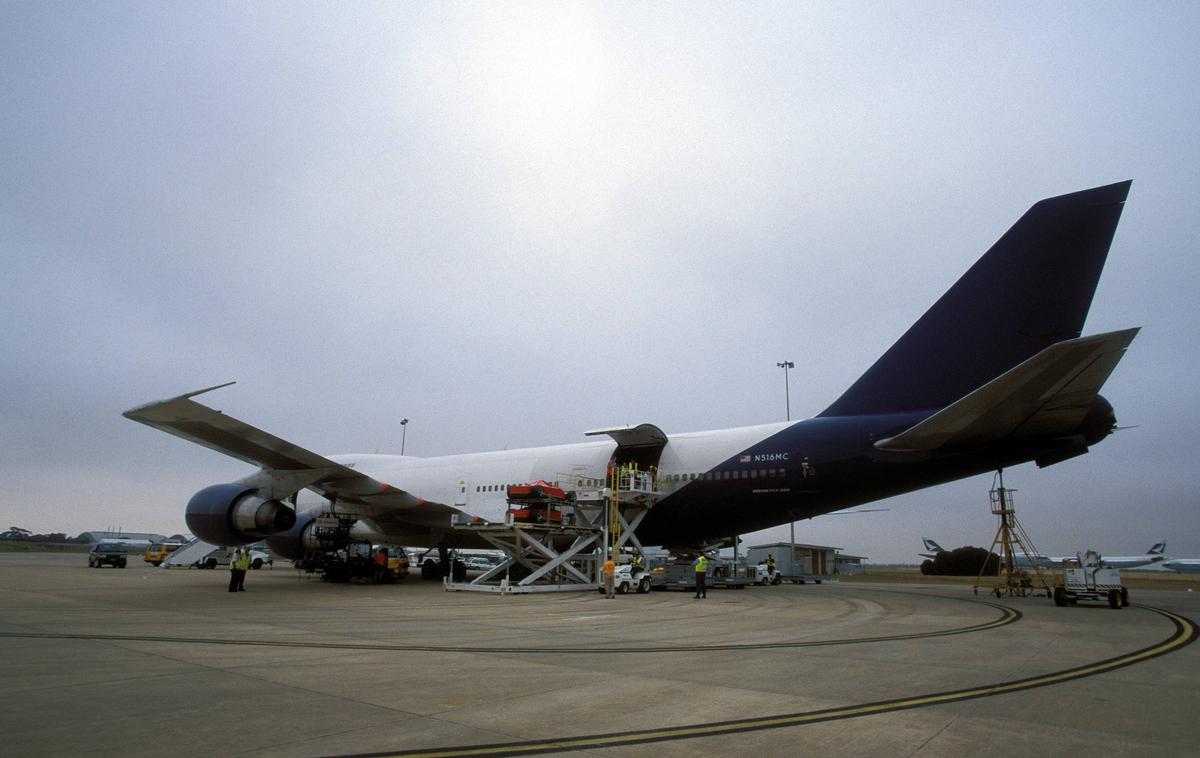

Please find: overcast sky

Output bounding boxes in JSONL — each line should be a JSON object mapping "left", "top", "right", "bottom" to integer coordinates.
{"left": 2, "top": 3, "right": 1197, "bottom": 562}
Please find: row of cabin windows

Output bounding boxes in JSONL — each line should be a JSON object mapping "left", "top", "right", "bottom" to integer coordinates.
{"left": 476, "top": 484, "right": 518, "bottom": 493}
{"left": 473, "top": 470, "right": 785, "bottom": 494}
{"left": 473, "top": 479, "right": 603, "bottom": 494}
{"left": 666, "top": 469, "right": 785, "bottom": 483}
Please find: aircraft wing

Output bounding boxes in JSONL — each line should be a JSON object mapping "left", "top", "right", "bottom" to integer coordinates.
{"left": 875, "top": 328, "right": 1139, "bottom": 452}
{"left": 123, "top": 383, "right": 443, "bottom": 520}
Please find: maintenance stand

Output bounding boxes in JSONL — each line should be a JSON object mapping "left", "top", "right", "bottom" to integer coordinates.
{"left": 444, "top": 464, "right": 661, "bottom": 594}
{"left": 973, "top": 470, "right": 1052, "bottom": 598}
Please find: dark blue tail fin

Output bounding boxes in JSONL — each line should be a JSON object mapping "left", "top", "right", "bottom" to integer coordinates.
{"left": 820, "top": 181, "right": 1131, "bottom": 418}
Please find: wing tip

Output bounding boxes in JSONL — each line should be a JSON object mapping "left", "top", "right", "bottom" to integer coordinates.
{"left": 123, "top": 381, "right": 237, "bottom": 420}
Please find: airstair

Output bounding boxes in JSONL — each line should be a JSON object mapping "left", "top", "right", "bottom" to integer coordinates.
{"left": 444, "top": 465, "right": 661, "bottom": 594}
{"left": 160, "top": 537, "right": 219, "bottom": 568}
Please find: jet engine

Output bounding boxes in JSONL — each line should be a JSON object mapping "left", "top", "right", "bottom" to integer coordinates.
{"left": 265, "top": 513, "right": 319, "bottom": 560}
{"left": 185, "top": 483, "right": 296, "bottom": 546}
{"left": 266, "top": 513, "right": 362, "bottom": 561}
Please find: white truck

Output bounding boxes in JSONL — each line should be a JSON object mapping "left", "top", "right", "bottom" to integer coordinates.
{"left": 597, "top": 563, "right": 653, "bottom": 594}
{"left": 1053, "top": 550, "right": 1129, "bottom": 609}
{"left": 750, "top": 562, "right": 782, "bottom": 585}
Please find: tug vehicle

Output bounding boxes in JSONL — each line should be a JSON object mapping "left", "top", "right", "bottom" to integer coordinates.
{"left": 597, "top": 562, "right": 653, "bottom": 594}
{"left": 751, "top": 562, "right": 783, "bottom": 585}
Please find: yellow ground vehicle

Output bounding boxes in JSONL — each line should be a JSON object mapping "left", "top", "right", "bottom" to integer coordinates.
{"left": 144, "top": 542, "right": 184, "bottom": 566}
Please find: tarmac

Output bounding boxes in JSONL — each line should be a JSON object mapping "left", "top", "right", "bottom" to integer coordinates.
{"left": 2, "top": 552, "right": 1198, "bottom": 757}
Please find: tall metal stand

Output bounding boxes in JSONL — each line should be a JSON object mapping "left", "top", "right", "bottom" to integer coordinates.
{"left": 973, "top": 470, "right": 1052, "bottom": 598}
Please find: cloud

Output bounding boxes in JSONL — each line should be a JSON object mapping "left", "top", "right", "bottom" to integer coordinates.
{"left": 1, "top": 3, "right": 1198, "bottom": 560}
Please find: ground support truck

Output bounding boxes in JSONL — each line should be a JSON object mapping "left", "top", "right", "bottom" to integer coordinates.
{"left": 297, "top": 544, "right": 409, "bottom": 584}
{"left": 597, "top": 563, "right": 654, "bottom": 594}
{"left": 1053, "top": 550, "right": 1129, "bottom": 609}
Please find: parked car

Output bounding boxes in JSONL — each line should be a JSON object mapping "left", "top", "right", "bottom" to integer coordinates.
{"left": 89, "top": 543, "right": 128, "bottom": 568}
{"left": 194, "top": 547, "right": 272, "bottom": 570}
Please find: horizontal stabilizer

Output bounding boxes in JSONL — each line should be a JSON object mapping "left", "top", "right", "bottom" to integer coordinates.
{"left": 875, "top": 328, "right": 1139, "bottom": 452}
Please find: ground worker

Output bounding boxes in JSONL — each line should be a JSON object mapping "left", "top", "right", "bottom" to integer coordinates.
{"left": 693, "top": 553, "right": 708, "bottom": 599}
{"left": 227, "top": 547, "right": 241, "bottom": 593}
{"left": 375, "top": 547, "right": 388, "bottom": 583}
{"left": 231, "top": 547, "right": 250, "bottom": 592}
{"left": 238, "top": 547, "right": 252, "bottom": 590}
{"left": 767, "top": 553, "right": 776, "bottom": 577}
{"left": 632, "top": 552, "right": 645, "bottom": 572}
{"left": 603, "top": 555, "right": 616, "bottom": 598}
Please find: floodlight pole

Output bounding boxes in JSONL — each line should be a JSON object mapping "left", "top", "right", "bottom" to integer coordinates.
{"left": 400, "top": 418, "right": 409, "bottom": 456}
{"left": 777, "top": 361, "right": 794, "bottom": 421}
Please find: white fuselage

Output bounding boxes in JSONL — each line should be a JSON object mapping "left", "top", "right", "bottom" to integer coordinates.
{"left": 295, "top": 422, "right": 793, "bottom": 530}
{"left": 1162, "top": 559, "right": 1200, "bottom": 574}
{"left": 1029, "top": 553, "right": 1164, "bottom": 569}
{"left": 1085, "top": 554, "right": 1165, "bottom": 569}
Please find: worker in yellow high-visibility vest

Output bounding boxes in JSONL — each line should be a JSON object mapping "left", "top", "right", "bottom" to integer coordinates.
{"left": 693, "top": 554, "right": 708, "bottom": 599}
{"left": 228, "top": 547, "right": 241, "bottom": 593}
{"left": 230, "top": 547, "right": 250, "bottom": 592}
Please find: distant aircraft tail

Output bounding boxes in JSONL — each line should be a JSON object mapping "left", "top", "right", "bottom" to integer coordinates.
{"left": 1148, "top": 540, "right": 1167, "bottom": 556}
{"left": 821, "top": 181, "right": 1132, "bottom": 418}
{"left": 921, "top": 537, "right": 945, "bottom": 555}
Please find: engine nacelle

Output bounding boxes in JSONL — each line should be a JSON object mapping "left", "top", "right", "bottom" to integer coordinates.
{"left": 265, "top": 513, "right": 318, "bottom": 560}
{"left": 265, "top": 513, "right": 360, "bottom": 560}
{"left": 185, "top": 483, "right": 297, "bottom": 546}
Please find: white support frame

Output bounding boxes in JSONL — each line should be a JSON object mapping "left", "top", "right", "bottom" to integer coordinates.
{"left": 444, "top": 479, "right": 662, "bottom": 594}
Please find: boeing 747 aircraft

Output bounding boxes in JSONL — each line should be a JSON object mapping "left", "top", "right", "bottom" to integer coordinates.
{"left": 125, "top": 182, "right": 1139, "bottom": 570}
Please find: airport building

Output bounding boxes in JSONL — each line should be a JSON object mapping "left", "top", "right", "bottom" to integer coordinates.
{"left": 834, "top": 553, "right": 867, "bottom": 576}
{"left": 746, "top": 542, "right": 841, "bottom": 579}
